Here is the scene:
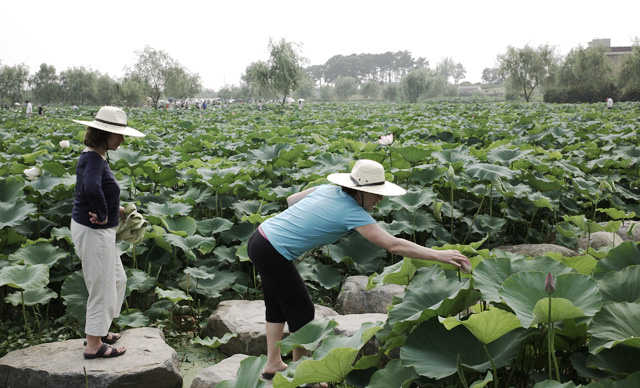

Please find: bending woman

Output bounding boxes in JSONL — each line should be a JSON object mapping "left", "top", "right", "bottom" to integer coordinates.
{"left": 247, "top": 159, "right": 470, "bottom": 382}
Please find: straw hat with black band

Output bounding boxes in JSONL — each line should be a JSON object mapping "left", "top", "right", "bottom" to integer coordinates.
{"left": 72, "top": 106, "right": 145, "bottom": 138}
{"left": 327, "top": 159, "right": 406, "bottom": 196}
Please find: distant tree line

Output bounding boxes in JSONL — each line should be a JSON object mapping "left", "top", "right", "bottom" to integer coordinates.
{"left": 6, "top": 39, "right": 638, "bottom": 107}
{"left": 495, "top": 41, "right": 640, "bottom": 103}
{"left": 0, "top": 46, "right": 202, "bottom": 108}
{"left": 305, "top": 51, "right": 429, "bottom": 85}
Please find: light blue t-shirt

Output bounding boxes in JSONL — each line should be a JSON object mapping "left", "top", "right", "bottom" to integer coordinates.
{"left": 261, "top": 185, "right": 376, "bottom": 261}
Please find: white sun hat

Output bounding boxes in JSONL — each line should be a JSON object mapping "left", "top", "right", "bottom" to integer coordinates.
{"left": 72, "top": 106, "right": 145, "bottom": 137}
{"left": 327, "top": 159, "right": 406, "bottom": 196}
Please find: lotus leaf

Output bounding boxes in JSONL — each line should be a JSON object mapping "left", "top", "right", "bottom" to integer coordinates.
{"left": 367, "top": 258, "right": 416, "bottom": 290}
{"left": 147, "top": 202, "right": 193, "bottom": 218}
{"left": 273, "top": 321, "right": 383, "bottom": 388}
{"left": 593, "top": 242, "right": 640, "bottom": 279}
{"left": 358, "top": 359, "right": 418, "bottom": 388}
{"left": 8, "top": 241, "right": 68, "bottom": 267}
{"left": 60, "top": 270, "right": 89, "bottom": 326}
{"left": 388, "top": 266, "right": 477, "bottom": 333}
{"left": 4, "top": 287, "right": 57, "bottom": 306}
{"left": 0, "top": 263, "right": 49, "bottom": 290}
{"left": 474, "top": 257, "right": 574, "bottom": 303}
{"left": 400, "top": 318, "right": 530, "bottom": 379}
{"left": 180, "top": 270, "right": 236, "bottom": 298}
{"left": 277, "top": 319, "right": 338, "bottom": 355}
{"left": 500, "top": 271, "right": 601, "bottom": 327}
{"left": 0, "top": 201, "right": 37, "bottom": 229}
{"left": 0, "top": 176, "right": 26, "bottom": 203}
{"left": 191, "top": 332, "right": 238, "bottom": 348}
{"left": 162, "top": 216, "right": 197, "bottom": 237}
{"left": 588, "top": 301, "right": 640, "bottom": 354}
{"left": 442, "top": 307, "right": 522, "bottom": 344}
{"left": 598, "top": 265, "right": 640, "bottom": 303}
{"left": 155, "top": 287, "right": 193, "bottom": 303}
{"left": 125, "top": 268, "right": 156, "bottom": 294}
{"left": 116, "top": 309, "right": 149, "bottom": 328}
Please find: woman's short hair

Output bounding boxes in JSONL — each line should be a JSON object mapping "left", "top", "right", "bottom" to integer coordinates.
{"left": 83, "top": 126, "right": 110, "bottom": 149}
{"left": 341, "top": 186, "right": 359, "bottom": 197}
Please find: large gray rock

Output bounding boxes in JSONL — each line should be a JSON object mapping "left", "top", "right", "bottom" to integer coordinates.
{"left": 577, "top": 231, "right": 624, "bottom": 252}
{"left": 335, "top": 276, "right": 405, "bottom": 314}
{"left": 496, "top": 244, "right": 577, "bottom": 258}
{"left": 617, "top": 221, "right": 640, "bottom": 242}
{"left": 0, "top": 327, "right": 181, "bottom": 388}
{"left": 204, "top": 300, "right": 339, "bottom": 356}
{"left": 190, "top": 354, "right": 261, "bottom": 388}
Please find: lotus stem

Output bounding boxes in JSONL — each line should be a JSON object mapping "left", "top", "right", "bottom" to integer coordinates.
{"left": 463, "top": 186, "right": 488, "bottom": 245}
{"left": 450, "top": 182, "right": 454, "bottom": 238}
{"left": 482, "top": 344, "right": 498, "bottom": 388}
{"left": 547, "top": 294, "right": 561, "bottom": 381}
{"left": 21, "top": 290, "right": 34, "bottom": 345}
{"left": 132, "top": 243, "right": 137, "bottom": 269}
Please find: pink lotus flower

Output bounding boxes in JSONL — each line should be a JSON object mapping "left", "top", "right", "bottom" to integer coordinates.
{"left": 545, "top": 272, "right": 555, "bottom": 294}
{"left": 378, "top": 134, "right": 393, "bottom": 145}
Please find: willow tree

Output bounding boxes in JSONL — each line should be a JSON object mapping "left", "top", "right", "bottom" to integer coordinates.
{"left": 497, "top": 44, "right": 557, "bottom": 102}
{"left": 246, "top": 38, "right": 307, "bottom": 105}
{"left": 127, "top": 46, "right": 201, "bottom": 108}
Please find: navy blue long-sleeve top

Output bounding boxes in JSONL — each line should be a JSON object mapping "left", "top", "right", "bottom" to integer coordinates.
{"left": 72, "top": 151, "right": 120, "bottom": 229}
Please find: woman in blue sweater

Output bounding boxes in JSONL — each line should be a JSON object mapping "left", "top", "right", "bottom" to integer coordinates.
{"left": 249, "top": 159, "right": 470, "bottom": 385}
{"left": 70, "top": 107, "right": 144, "bottom": 359}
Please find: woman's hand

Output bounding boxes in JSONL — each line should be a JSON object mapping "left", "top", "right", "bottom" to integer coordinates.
{"left": 88, "top": 212, "right": 108, "bottom": 225}
{"left": 119, "top": 206, "right": 126, "bottom": 222}
{"left": 437, "top": 250, "right": 472, "bottom": 273}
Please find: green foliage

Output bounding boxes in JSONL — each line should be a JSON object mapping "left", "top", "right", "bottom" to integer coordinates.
{"left": 1, "top": 102, "right": 640, "bottom": 387}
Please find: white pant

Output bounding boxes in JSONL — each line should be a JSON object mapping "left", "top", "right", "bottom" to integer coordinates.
{"left": 71, "top": 219, "right": 126, "bottom": 336}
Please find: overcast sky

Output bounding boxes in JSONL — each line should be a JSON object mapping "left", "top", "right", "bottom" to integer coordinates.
{"left": 2, "top": 0, "right": 638, "bottom": 90}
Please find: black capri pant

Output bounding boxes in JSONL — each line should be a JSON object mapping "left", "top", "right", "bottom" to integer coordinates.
{"left": 247, "top": 228, "right": 315, "bottom": 332}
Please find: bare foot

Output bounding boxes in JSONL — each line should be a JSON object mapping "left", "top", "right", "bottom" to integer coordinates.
{"left": 263, "top": 361, "right": 287, "bottom": 374}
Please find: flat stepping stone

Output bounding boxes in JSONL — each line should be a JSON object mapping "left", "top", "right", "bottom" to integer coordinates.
{"left": 0, "top": 327, "right": 181, "bottom": 388}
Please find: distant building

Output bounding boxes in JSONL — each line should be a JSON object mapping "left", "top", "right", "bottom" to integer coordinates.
{"left": 457, "top": 86, "right": 483, "bottom": 97}
{"left": 588, "top": 38, "right": 633, "bottom": 68}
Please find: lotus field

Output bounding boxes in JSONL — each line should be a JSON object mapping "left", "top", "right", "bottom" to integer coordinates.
{"left": 1, "top": 101, "right": 640, "bottom": 387}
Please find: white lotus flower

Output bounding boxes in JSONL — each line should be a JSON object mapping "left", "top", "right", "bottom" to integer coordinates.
{"left": 59, "top": 140, "right": 70, "bottom": 148}
{"left": 378, "top": 134, "right": 393, "bottom": 145}
{"left": 24, "top": 166, "right": 41, "bottom": 180}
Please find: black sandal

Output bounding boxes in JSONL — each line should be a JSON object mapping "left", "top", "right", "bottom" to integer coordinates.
{"left": 83, "top": 343, "right": 126, "bottom": 359}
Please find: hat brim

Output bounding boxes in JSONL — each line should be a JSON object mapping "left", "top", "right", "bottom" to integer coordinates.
{"left": 72, "top": 119, "right": 145, "bottom": 138}
{"left": 327, "top": 173, "right": 406, "bottom": 196}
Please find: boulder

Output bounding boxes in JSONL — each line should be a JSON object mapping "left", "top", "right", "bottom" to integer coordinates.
{"left": 577, "top": 232, "right": 624, "bottom": 252}
{"left": 203, "top": 300, "right": 339, "bottom": 356}
{"left": 190, "top": 354, "right": 260, "bottom": 388}
{"left": 0, "top": 327, "right": 181, "bottom": 388}
{"left": 617, "top": 221, "right": 640, "bottom": 242}
{"left": 335, "top": 276, "right": 405, "bottom": 314}
{"left": 496, "top": 244, "right": 576, "bottom": 258}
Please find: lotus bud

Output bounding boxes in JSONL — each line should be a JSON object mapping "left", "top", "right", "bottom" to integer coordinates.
{"left": 448, "top": 164, "right": 455, "bottom": 178}
{"left": 378, "top": 134, "right": 394, "bottom": 145}
{"left": 59, "top": 140, "right": 70, "bottom": 148}
{"left": 24, "top": 166, "right": 41, "bottom": 180}
{"left": 460, "top": 260, "right": 472, "bottom": 274}
{"left": 545, "top": 272, "right": 555, "bottom": 294}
